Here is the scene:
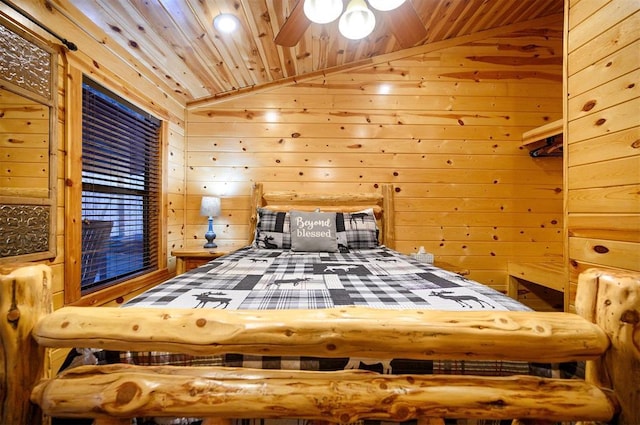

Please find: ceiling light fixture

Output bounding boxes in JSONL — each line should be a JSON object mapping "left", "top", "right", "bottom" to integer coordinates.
{"left": 213, "top": 13, "right": 239, "bottom": 33}
{"left": 339, "top": 0, "right": 376, "bottom": 40}
{"left": 303, "top": 0, "right": 343, "bottom": 24}
{"left": 367, "top": 0, "right": 406, "bottom": 12}
{"left": 303, "top": 0, "right": 406, "bottom": 41}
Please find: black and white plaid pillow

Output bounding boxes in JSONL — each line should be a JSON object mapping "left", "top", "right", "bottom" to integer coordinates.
{"left": 254, "top": 208, "right": 291, "bottom": 249}
{"left": 336, "top": 208, "right": 379, "bottom": 250}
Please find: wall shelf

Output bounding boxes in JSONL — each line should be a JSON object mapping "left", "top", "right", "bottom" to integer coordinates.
{"left": 522, "top": 119, "right": 563, "bottom": 157}
{"left": 521, "top": 119, "right": 563, "bottom": 146}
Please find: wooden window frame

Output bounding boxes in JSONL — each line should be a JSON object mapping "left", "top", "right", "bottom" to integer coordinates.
{"left": 64, "top": 65, "right": 170, "bottom": 306}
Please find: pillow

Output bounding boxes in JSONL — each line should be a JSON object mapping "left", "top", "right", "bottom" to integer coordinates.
{"left": 253, "top": 208, "right": 290, "bottom": 249}
{"left": 336, "top": 208, "right": 379, "bottom": 249}
{"left": 290, "top": 210, "right": 339, "bottom": 252}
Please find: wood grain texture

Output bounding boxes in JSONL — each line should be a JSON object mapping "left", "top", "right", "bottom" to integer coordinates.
{"left": 0, "top": 263, "right": 52, "bottom": 425}
{"left": 33, "top": 306, "right": 608, "bottom": 363}
{"left": 575, "top": 268, "right": 640, "bottom": 425}
{"left": 31, "top": 364, "right": 616, "bottom": 422}
{"left": 566, "top": 0, "right": 640, "bottom": 312}
{"left": 52, "top": 0, "right": 564, "bottom": 103}
{"left": 184, "top": 23, "right": 565, "bottom": 292}
{"left": 5, "top": 264, "right": 639, "bottom": 425}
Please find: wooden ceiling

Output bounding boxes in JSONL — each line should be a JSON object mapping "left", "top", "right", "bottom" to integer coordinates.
{"left": 59, "top": 0, "right": 564, "bottom": 106}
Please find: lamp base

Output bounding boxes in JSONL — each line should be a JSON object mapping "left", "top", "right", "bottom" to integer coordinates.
{"left": 204, "top": 217, "right": 217, "bottom": 248}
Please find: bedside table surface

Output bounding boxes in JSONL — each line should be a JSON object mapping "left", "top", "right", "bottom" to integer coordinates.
{"left": 171, "top": 248, "right": 229, "bottom": 257}
{"left": 172, "top": 246, "right": 245, "bottom": 274}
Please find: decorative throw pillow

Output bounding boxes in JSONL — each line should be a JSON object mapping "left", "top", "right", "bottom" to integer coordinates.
{"left": 290, "top": 210, "right": 339, "bottom": 252}
{"left": 253, "top": 208, "right": 291, "bottom": 249}
{"left": 336, "top": 208, "right": 379, "bottom": 250}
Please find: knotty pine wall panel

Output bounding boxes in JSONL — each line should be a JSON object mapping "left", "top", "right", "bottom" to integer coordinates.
{"left": 166, "top": 122, "right": 186, "bottom": 273}
{"left": 0, "top": 1, "right": 187, "bottom": 314}
{"left": 186, "top": 25, "right": 564, "bottom": 291}
{"left": 565, "top": 1, "right": 640, "bottom": 311}
{"left": 0, "top": 90, "right": 49, "bottom": 197}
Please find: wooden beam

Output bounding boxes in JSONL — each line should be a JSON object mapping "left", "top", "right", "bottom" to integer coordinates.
{"left": 575, "top": 268, "right": 640, "bottom": 425}
{"left": 31, "top": 364, "right": 617, "bottom": 422}
{"left": 0, "top": 263, "right": 52, "bottom": 425}
{"left": 34, "top": 306, "right": 608, "bottom": 363}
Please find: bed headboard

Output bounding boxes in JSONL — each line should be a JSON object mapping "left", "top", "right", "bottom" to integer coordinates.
{"left": 248, "top": 183, "right": 396, "bottom": 249}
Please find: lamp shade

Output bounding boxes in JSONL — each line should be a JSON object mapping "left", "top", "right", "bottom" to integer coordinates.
{"left": 303, "top": 0, "right": 343, "bottom": 24}
{"left": 339, "top": 0, "right": 375, "bottom": 40}
{"left": 367, "top": 0, "right": 406, "bottom": 11}
{"left": 200, "top": 196, "right": 221, "bottom": 217}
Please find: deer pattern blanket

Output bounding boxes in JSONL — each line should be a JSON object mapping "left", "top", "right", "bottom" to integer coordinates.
{"left": 121, "top": 246, "right": 532, "bottom": 375}
{"left": 116, "top": 246, "right": 540, "bottom": 425}
{"left": 125, "top": 246, "right": 526, "bottom": 311}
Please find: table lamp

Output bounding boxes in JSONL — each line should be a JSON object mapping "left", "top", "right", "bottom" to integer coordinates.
{"left": 200, "top": 196, "right": 221, "bottom": 248}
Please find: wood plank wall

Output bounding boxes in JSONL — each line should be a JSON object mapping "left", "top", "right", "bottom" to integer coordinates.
{"left": 565, "top": 0, "right": 640, "bottom": 310}
{"left": 185, "top": 21, "right": 565, "bottom": 294}
{"left": 0, "top": 89, "right": 50, "bottom": 198}
{"left": 0, "top": 0, "right": 187, "bottom": 372}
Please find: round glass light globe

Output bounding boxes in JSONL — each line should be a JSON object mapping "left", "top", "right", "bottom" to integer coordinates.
{"left": 303, "top": 0, "right": 343, "bottom": 24}
{"left": 339, "top": 0, "right": 376, "bottom": 40}
{"left": 367, "top": 0, "right": 406, "bottom": 12}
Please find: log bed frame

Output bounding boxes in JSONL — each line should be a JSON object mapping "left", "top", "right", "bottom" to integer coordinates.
{"left": 1, "top": 183, "right": 638, "bottom": 425}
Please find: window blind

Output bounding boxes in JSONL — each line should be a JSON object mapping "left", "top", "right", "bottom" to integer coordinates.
{"left": 81, "top": 77, "right": 161, "bottom": 293}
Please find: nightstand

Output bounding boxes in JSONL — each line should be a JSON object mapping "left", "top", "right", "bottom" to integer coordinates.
{"left": 171, "top": 247, "right": 231, "bottom": 275}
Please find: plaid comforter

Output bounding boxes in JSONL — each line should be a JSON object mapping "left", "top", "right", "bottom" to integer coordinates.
{"left": 120, "top": 246, "right": 531, "bottom": 377}
{"left": 126, "top": 246, "right": 526, "bottom": 311}
{"left": 110, "top": 246, "right": 542, "bottom": 425}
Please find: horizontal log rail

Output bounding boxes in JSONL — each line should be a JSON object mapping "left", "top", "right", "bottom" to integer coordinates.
{"left": 31, "top": 364, "right": 617, "bottom": 422}
{"left": 34, "top": 306, "right": 609, "bottom": 363}
{"left": 4, "top": 264, "right": 637, "bottom": 424}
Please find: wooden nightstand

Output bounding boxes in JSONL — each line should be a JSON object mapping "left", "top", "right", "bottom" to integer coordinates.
{"left": 171, "top": 247, "right": 231, "bottom": 275}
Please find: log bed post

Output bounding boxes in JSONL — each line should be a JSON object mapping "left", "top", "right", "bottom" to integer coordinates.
{"left": 575, "top": 268, "right": 640, "bottom": 425}
{"left": 1, "top": 263, "right": 52, "bottom": 425}
{"left": 381, "top": 183, "right": 395, "bottom": 249}
{"left": 248, "top": 182, "right": 264, "bottom": 245}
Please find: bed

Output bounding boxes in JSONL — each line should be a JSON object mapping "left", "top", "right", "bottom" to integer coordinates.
{"left": 1, "top": 183, "right": 638, "bottom": 425}
{"left": 119, "top": 182, "right": 530, "bottom": 382}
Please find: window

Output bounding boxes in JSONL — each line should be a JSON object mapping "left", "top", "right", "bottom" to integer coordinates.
{"left": 81, "top": 77, "right": 161, "bottom": 293}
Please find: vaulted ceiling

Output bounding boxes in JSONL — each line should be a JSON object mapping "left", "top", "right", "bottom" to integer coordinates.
{"left": 59, "top": 0, "right": 563, "bottom": 105}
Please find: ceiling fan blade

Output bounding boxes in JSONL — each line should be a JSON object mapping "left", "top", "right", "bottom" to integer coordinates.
{"left": 274, "top": 0, "right": 311, "bottom": 47}
{"left": 385, "top": 1, "right": 427, "bottom": 48}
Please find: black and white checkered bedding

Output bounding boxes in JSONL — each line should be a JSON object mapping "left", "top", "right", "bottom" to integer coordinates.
{"left": 120, "top": 245, "right": 532, "bottom": 377}
{"left": 126, "top": 246, "right": 526, "bottom": 311}
{"left": 113, "top": 246, "right": 547, "bottom": 425}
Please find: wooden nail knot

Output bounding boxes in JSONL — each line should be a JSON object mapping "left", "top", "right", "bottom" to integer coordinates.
{"left": 620, "top": 310, "right": 639, "bottom": 325}
{"left": 7, "top": 308, "right": 20, "bottom": 323}
{"left": 115, "top": 381, "right": 140, "bottom": 405}
{"left": 593, "top": 245, "right": 609, "bottom": 254}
